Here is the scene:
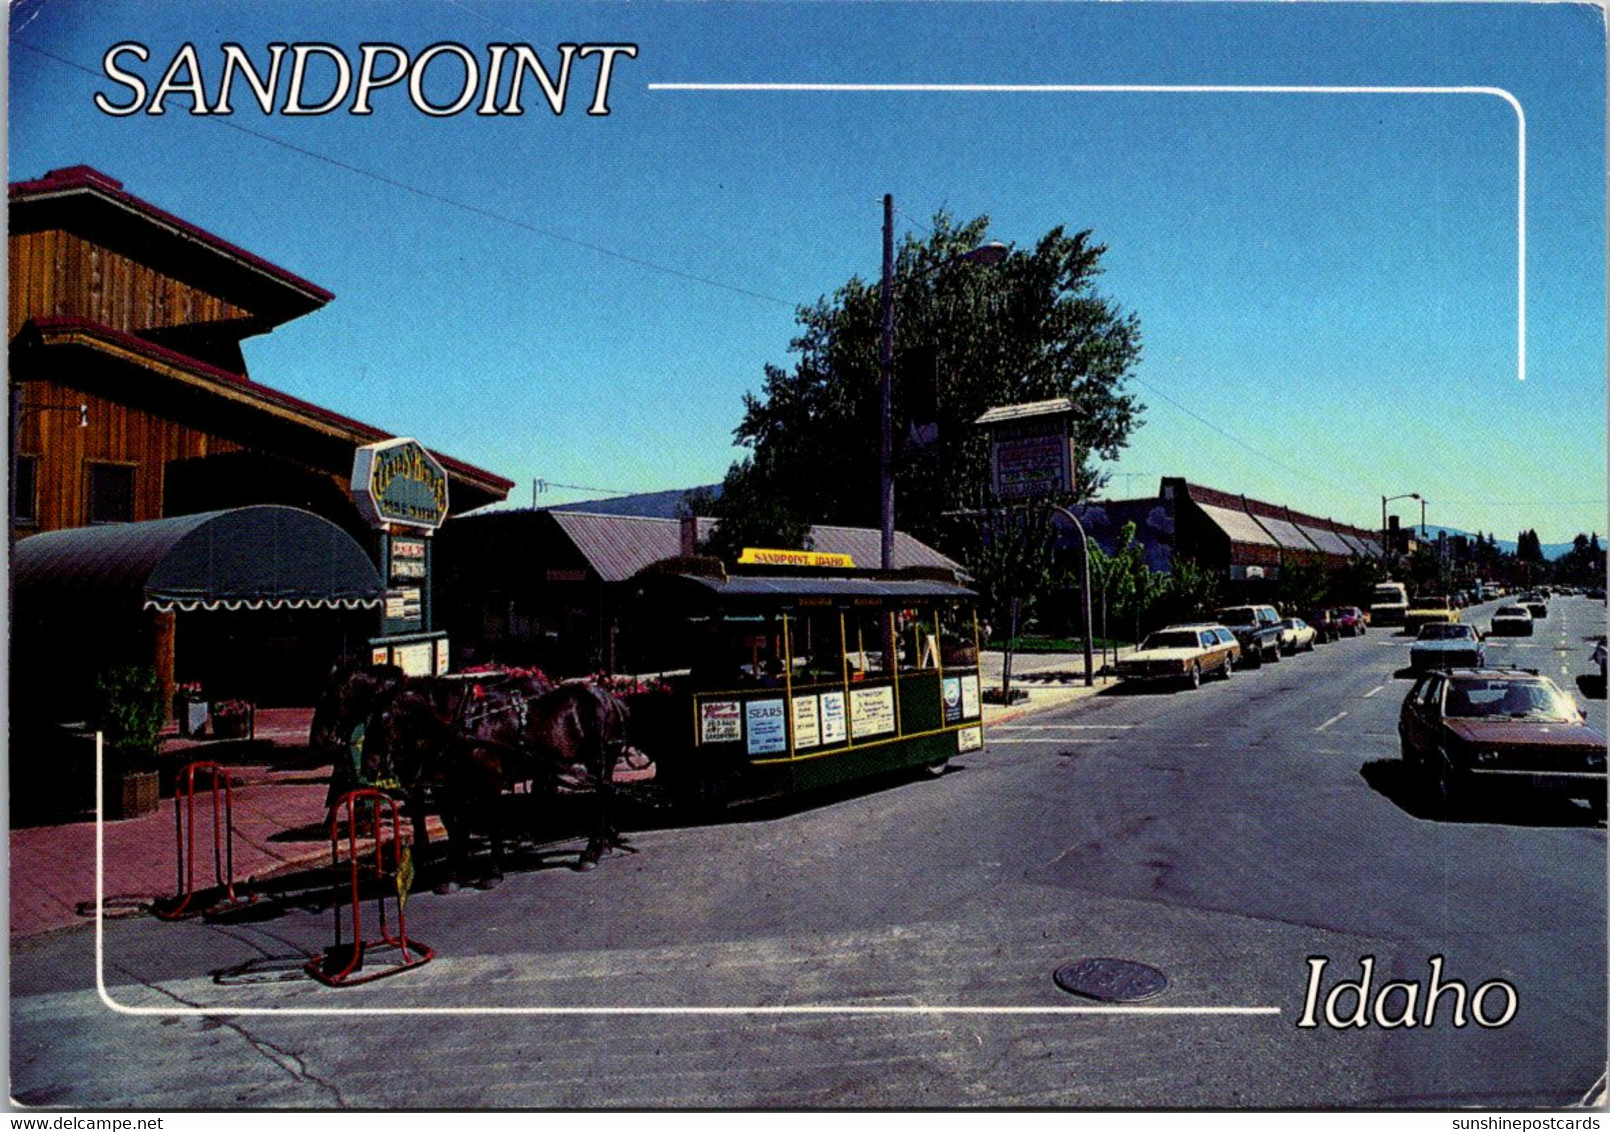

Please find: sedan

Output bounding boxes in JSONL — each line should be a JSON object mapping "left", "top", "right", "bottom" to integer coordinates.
{"left": 1278, "top": 618, "right": 1317, "bottom": 654}
{"left": 1489, "top": 605, "right": 1535, "bottom": 636}
{"left": 1398, "top": 669, "right": 1606, "bottom": 817}
{"left": 1330, "top": 607, "right": 1367, "bottom": 637}
{"left": 1523, "top": 600, "right": 1548, "bottom": 620}
{"left": 1116, "top": 624, "right": 1240, "bottom": 689}
{"left": 1409, "top": 623, "right": 1486, "bottom": 672}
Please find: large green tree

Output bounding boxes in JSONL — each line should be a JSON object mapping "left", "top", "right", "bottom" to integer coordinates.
{"left": 701, "top": 213, "right": 1144, "bottom": 558}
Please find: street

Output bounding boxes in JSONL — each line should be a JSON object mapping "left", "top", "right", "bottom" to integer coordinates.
{"left": 11, "top": 597, "right": 1606, "bottom": 1109}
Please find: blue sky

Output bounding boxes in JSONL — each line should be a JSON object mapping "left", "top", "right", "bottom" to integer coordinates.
{"left": 9, "top": 1, "right": 1606, "bottom": 542}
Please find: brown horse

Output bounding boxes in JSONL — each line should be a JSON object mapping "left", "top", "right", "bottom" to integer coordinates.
{"left": 310, "top": 661, "right": 634, "bottom": 889}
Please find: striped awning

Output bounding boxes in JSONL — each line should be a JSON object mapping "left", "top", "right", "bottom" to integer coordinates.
{"left": 14, "top": 506, "right": 384, "bottom": 613}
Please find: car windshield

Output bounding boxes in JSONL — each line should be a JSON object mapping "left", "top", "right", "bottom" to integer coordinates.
{"left": 1216, "top": 609, "right": 1256, "bottom": 627}
{"left": 1418, "top": 624, "right": 1475, "bottom": 641}
{"left": 1142, "top": 631, "right": 1201, "bottom": 651}
{"left": 1444, "top": 678, "right": 1579, "bottom": 722}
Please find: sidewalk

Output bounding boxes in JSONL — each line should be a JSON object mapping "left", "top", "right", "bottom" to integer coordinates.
{"left": 10, "top": 708, "right": 373, "bottom": 940}
{"left": 978, "top": 645, "right": 1134, "bottom": 726}
{"left": 10, "top": 662, "right": 1120, "bottom": 941}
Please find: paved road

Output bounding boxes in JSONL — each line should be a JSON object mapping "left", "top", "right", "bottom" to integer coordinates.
{"left": 12, "top": 597, "right": 1606, "bottom": 1108}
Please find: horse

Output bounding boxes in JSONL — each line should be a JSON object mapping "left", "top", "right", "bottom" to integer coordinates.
{"left": 310, "top": 660, "right": 634, "bottom": 890}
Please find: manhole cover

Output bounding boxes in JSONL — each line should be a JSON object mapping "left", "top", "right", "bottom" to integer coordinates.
{"left": 1053, "top": 957, "right": 1169, "bottom": 1002}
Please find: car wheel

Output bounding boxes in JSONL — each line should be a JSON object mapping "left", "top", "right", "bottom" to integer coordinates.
{"left": 1269, "top": 643, "right": 1282, "bottom": 663}
{"left": 1305, "top": 637, "right": 1316, "bottom": 652}
{"left": 1222, "top": 655, "right": 1234, "bottom": 680}
{"left": 1431, "top": 751, "right": 1465, "bottom": 819}
{"left": 1187, "top": 662, "right": 1201, "bottom": 690}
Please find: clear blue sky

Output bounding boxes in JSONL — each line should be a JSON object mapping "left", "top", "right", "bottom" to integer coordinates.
{"left": 10, "top": 1, "right": 1606, "bottom": 543}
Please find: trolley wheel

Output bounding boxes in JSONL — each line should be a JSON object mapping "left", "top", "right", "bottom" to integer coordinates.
{"left": 681, "top": 773, "right": 733, "bottom": 821}
{"left": 922, "top": 757, "right": 951, "bottom": 777}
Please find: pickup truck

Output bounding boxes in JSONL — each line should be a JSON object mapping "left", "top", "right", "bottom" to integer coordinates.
{"left": 1404, "top": 595, "right": 1459, "bottom": 634}
{"left": 1213, "top": 604, "right": 1285, "bottom": 667}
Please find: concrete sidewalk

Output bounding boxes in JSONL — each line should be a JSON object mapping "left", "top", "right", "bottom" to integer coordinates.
{"left": 978, "top": 645, "right": 1134, "bottom": 725}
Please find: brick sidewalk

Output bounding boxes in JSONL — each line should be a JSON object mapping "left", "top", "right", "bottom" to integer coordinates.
{"left": 9, "top": 707, "right": 348, "bottom": 939}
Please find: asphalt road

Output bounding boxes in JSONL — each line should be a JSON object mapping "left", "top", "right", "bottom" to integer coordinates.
{"left": 11, "top": 596, "right": 1606, "bottom": 1109}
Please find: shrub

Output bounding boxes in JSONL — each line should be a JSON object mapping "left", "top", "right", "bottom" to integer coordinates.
{"left": 90, "top": 665, "right": 165, "bottom": 773}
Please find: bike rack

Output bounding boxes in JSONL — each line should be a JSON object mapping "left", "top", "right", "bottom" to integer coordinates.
{"left": 306, "top": 789, "right": 433, "bottom": 988}
{"left": 152, "top": 761, "right": 257, "bottom": 921}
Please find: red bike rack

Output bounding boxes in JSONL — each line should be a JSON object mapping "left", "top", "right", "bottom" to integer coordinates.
{"left": 152, "top": 761, "right": 257, "bottom": 921}
{"left": 306, "top": 789, "right": 433, "bottom": 988}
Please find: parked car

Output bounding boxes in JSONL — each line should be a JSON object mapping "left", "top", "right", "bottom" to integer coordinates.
{"left": 1278, "top": 618, "right": 1317, "bottom": 654}
{"left": 1304, "top": 608, "right": 1342, "bottom": 643}
{"left": 1409, "top": 623, "right": 1486, "bottom": 672}
{"left": 1213, "top": 605, "right": 1284, "bottom": 666}
{"left": 1489, "top": 606, "right": 1535, "bottom": 636}
{"left": 1398, "top": 668, "right": 1606, "bottom": 817}
{"left": 1116, "top": 624, "right": 1240, "bottom": 689}
{"left": 1330, "top": 607, "right": 1367, "bottom": 637}
{"left": 1404, "top": 595, "right": 1459, "bottom": 634}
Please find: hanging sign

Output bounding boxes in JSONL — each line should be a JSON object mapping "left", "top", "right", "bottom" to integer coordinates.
{"left": 352, "top": 438, "right": 450, "bottom": 529}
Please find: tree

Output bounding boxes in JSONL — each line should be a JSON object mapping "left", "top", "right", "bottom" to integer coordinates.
{"left": 704, "top": 213, "right": 1144, "bottom": 560}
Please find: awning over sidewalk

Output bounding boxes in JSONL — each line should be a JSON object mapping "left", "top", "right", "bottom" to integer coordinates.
{"left": 14, "top": 505, "right": 385, "bottom": 612}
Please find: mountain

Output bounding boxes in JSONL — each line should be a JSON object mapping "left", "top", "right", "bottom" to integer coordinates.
{"left": 1411, "top": 526, "right": 1580, "bottom": 561}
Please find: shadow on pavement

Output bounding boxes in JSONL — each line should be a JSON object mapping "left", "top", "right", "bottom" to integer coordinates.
{"left": 1359, "top": 758, "right": 1602, "bottom": 828}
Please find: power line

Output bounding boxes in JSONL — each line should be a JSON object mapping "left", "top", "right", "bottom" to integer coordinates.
{"left": 14, "top": 40, "right": 798, "bottom": 309}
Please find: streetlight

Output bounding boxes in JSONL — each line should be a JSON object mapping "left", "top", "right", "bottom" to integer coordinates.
{"left": 1381, "top": 492, "right": 1420, "bottom": 561}
{"left": 880, "top": 194, "right": 1008, "bottom": 570}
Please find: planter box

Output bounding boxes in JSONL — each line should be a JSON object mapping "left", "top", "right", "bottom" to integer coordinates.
{"left": 106, "top": 769, "right": 160, "bottom": 820}
{"left": 210, "top": 712, "right": 251, "bottom": 740}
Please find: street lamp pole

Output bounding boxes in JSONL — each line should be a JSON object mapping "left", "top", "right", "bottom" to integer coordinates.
{"left": 1050, "top": 505, "right": 1096, "bottom": 688}
{"left": 878, "top": 195, "right": 1007, "bottom": 571}
{"left": 879, "top": 194, "right": 897, "bottom": 570}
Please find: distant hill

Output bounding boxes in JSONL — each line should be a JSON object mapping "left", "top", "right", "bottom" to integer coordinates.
{"left": 544, "top": 484, "right": 722, "bottom": 519}
{"left": 1413, "top": 527, "right": 1579, "bottom": 561}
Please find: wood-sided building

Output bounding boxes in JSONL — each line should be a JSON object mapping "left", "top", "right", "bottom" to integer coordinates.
{"left": 9, "top": 165, "right": 513, "bottom": 712}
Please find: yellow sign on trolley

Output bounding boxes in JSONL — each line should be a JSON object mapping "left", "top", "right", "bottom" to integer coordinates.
{"left": 737, "top": 547, "right": 855, "bottom": 568}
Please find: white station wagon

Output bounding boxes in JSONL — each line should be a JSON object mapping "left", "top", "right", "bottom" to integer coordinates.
{"left": 1117, "top": 623, "right": 1242, "bottom": 689}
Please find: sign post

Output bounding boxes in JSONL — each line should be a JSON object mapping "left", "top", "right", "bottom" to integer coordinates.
{"left": 974, "top": 400, "right": 1093, "bottom": 688}
{"left": 351, "top": 438, "right": 452, "bottom": 675}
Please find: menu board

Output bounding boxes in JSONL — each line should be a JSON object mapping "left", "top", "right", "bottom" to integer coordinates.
{"left": 792, "top": 695, "right": 821, "bottom": 750}
{"left": 820, "top": 691, "right": 847, "bottom": 744}
{"left": 850, "top": 685, "right": 896, "bottom": 738}
{"left": 746, "top": 699, "right": 787, "bottom": 755}
{"left": 700, "top": 700, "right": 742, "bottom": 744}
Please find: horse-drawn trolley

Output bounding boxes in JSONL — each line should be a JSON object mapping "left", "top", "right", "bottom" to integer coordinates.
{"left": 624, "top": 558, "right": 985, "bottom": 810}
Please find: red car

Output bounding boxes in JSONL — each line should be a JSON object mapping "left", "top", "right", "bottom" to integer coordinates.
{"left": 1330, "top": 607, "right": 1367, "bottom": 637}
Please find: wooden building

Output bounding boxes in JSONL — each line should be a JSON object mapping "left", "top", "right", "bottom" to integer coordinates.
{"left": 9, "top": 165, "right": 513, "bottom": 712}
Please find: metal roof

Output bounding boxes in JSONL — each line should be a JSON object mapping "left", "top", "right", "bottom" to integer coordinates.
{"left": 14, "top": 506, "right": 384, "bottom": 612}
{"left": 1194, "top": 502, "right": 1279, "bottom": 548}
{"left": 654, "top": 574, "right": 976, "bottom": 602}
{"left": 1296, "top": 523, "right": 1353, "bottom": 557}
{"left": 547, "top": 512, "right": 963, "bottom": 583}
{"left": 1251, "top": 514, "right": 1316, "bottom": 552}
{"left": 975, "top": 399, "right": 1079, "bottom": 426}
{"left": 1335, "top": 531, "right": 1367, "bottom": 556}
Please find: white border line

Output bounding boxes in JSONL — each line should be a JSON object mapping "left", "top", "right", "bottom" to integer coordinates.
{"left": 92, "top": 733, "right": 1281, "bottom": 1017}
{"left": 648, "top": 82, "right": 1527, "bottom": 382}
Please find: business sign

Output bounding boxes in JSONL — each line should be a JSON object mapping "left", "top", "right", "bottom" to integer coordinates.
{"left": 820, "top": 691, "right": 847, "bottom": 744}
{"left": 942, "top": 677, "right": 963, "bottom": 725}
{"left": 390, "top": 537, "right": 428, "bottom": 580}
{"left": 745, "top": 698, "right": 788, "bottom": 755}
{"left": 352, "top": 438, "right": 450, "bottom": 529}
{"left": 792, "top": 695, "right": 821, "bottom": 750}
{"left": 700, "top": 700, "right": 742, "bottom": 744}
{"left": 977, "top": 399, "right": 1079, "bottom": 501}
{"left": 957, "top": 725, "right": 983, "bottom": 752}
{"left": 960, "top": 674, "right": 981, "bottom": 719}
{"left": 737, "top": 548, "right": 855, "bottom": 568}
{"left": 850, "top": 685, "right": 896, "bottom": 739}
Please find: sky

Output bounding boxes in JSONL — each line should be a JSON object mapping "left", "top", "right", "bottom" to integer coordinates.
{"left": 8, "top": 0, "right": 1606, "bottom": 543}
